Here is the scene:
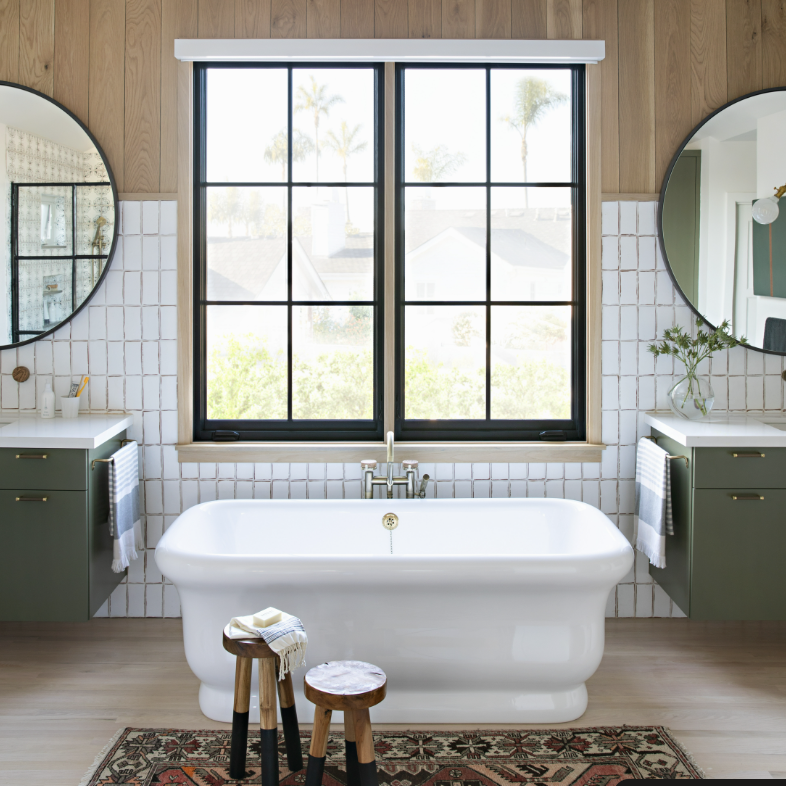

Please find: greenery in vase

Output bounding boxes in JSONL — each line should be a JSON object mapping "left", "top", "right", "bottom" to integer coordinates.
{"left": 648, "top": 318, "right": 745, "bottom": 415}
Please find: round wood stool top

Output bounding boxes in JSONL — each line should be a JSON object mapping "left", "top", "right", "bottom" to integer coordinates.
{"left": 304, "top": 660, "right": 386, "bottom": 711}
{"left": 222, "top": 629, "right": 276, "bottom": 659}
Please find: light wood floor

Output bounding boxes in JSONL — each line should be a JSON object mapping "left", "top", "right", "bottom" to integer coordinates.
{"left": 1, "top": 619, "right": 784, "bottom": 784}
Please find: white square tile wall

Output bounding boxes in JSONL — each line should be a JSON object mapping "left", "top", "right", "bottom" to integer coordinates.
{"left": 1, "top": 200, "right": 783, "bottom": 619}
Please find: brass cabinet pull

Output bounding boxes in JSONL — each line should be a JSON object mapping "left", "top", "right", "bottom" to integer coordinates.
{"left": 15, "top": 453, "right": 47, "bottom": 459}
{"left": 732, "top": 452, "right": 765, "bottom": 458}
{"left": 731, "top": 494, "right": 764, "bottom": 501}
{"left": 15, "top": 496, "right": 48, "bottom": 502}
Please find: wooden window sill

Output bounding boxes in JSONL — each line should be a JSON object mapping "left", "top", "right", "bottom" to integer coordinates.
{"left": 175, "top": 442, "right": 605, "bottom": 464}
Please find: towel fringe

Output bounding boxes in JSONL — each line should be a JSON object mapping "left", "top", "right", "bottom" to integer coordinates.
{"left": 277, "top": 641, "right": 307, "bottom": 680}
{"left": 635, "top": 541, "right": 666, "bottom": 570}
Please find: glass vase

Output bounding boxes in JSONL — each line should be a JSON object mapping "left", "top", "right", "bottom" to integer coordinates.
{"left": 668, "top": 374, "right": 714, "bottom": 420}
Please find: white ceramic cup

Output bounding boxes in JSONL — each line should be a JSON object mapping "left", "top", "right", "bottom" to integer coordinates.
{"left": 60, "top": 396, "right": 81, "bottom": 418}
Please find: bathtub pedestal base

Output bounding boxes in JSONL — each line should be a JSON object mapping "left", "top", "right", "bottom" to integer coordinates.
{"left": 199, "top": 682, "right": 588, "bottom": 725}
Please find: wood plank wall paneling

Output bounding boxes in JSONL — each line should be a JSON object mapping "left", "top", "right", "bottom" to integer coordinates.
{"left": 547, "top": 0, "right": 581, "bottom": 37}
{"left": 235, "top": 0, "right": 272, "bottom": 37}
{"left": 309, "top": 0, "right": 341, "bottom": 37}
{"left": 409, "top": 0, "right": 440, "bottom": 37}
{"left": 341, "top": 0, "right": 374, "bottom": 36}
{"left": 512, "top": 0, "right": 546, "bottom": 37}
{"left": 726, "top": 0, "right": 762, "bottom": 100}
{"left": 762, "top": 0, "right": 786, "bottom": 88}
{"left": 271, "top": 0, "right": 307, "bottom": 36}
{"left": 161, "top": 0, "right": 197, "bottom": 193}
{"left": 198, "top": 0, "right": 234, "bottom": 36}
{"left": 583, "top": 0, "right": 618, "bottom": 193}
{"left": 124, "top": 0, "right": 162, "bottom": 193}
{"left": 690, "top": 0, "right": 727, "bottom": 124}
{"left": 376, "top": 0, "right": 407, "bottom": 36}
{"left": 618, "top": 0, "right": 655, "bottom": 193}
{"left": 442, "top": 0, "right": 475, "bottom": 37}
{"left": 3, "top": 0, "right": 786, "bottom": 195}
{"left": 19, "top": 0, "right": 54, "bottom": 95}
{"left": 0, "top": 0, "right": 21, "bottom": 82}
{"left": 476, "top": 0, "right": 511, "bottom": 37}
{"left": 54, "top": 0, "right": 89, "bottom": 124}
{"left": 88, "top": 0, "right": 125, "bottom": 192}
{"left": 654, "top": 0, "right": 691, "bottom": 191}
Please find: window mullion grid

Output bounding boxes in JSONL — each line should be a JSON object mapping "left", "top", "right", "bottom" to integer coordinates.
{"left": 486, "top": 66, "right": 491, "bottom": 421}
{"left": 287, "top": 66, "right": 294, "bottom": 422}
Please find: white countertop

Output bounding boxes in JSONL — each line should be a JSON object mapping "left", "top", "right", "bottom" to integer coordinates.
{"left": 0, "top": 412, "right": 134, "bottom": 449}
{"left": 644, "top": 411, "right": 786, "bottom": 447}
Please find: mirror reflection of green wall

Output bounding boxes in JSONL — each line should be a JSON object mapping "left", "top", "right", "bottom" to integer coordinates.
{"left": 662, "top": 150, "right": 701, "bottom": 304}
{"left": 752, "top": 208, "right": 786, "bottom": 299}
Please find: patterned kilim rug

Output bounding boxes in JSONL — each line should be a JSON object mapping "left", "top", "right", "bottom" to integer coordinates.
{"left": 80, "top": 727, "right": 703, "bottom": 784}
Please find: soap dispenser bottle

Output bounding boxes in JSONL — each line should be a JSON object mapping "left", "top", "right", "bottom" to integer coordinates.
{"left": 41, "top": 382, "right": 55, "bottom": 419}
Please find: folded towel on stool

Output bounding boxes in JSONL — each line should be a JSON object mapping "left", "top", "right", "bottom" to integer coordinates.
{"left": 227, "top": 611, "right": 308, "bottom": 679}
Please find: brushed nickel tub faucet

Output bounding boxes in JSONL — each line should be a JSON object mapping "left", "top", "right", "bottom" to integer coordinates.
{"left": 361, "top": 431, "right": 429, "bottom": 499}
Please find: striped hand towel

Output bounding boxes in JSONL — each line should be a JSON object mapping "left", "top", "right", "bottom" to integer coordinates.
{"left": 634, "top": 437, "right": 674, "bottom": 569}
{"left": 227, "top": 612, "right": 308, "bottom": 679}
{"left": 108, "top": 441, "right": 143, "bottom": 573}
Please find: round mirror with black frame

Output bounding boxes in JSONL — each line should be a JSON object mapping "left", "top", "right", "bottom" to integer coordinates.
{"left": 659, "top": 87, "right": 786, "bottom": 355}
{"left": 0, "top": 81, "right": 118, "bottom": 350}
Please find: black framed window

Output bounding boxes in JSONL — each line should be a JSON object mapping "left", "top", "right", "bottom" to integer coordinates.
{"left": 193, "top": 63, "right": 384, "bottom": 442}
{"left": 395, "top": 64, "right": 586, "bottom": 441}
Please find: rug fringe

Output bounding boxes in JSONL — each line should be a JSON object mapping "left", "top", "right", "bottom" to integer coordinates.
{"left": 77, "top": 727, "right": 126, "bottom": 786}
{"left": 659, "top": 727, "right": 707, "bottom": 779}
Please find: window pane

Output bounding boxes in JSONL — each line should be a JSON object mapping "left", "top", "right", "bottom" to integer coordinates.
{"left": 207, "top": 69, "right": 288, "bottom": 183}
{"left": 19, "top": 185, "right": 73, "bottom": 255}
{"left": 292, "top": 306, "right": 374, "bottom": 419}
{"left": 490, "top": 187, "right": 572, "bottom": 301}
{"left": 490, "top": 306, "right": 571, "bottom": 419}
{"left": 490, "top": 69, "right": 572, "bottom": 183}
{"left": 405, "top": 305, "right": 486, "bottom": 419}
{"left": 404, "top": 187, "right": 486, "bottom": 302}
{"left": 404, "top": 69, "right": 486, "bottom": 183}
{"left": 76, "top": 185, "right": 114, "bottom": 255}
{"left": 292, "top": 186, "right": 375, "bottom": 301}
{"left": 206, "top": 187, "right": 287, "bottom": 301}
{"left": 206, "top": 306, "right": 287, "bottom": 420}
{"left": 292, "top": 69, "right": 375, "bottom": 184}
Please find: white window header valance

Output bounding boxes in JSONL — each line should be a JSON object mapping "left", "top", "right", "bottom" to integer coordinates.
{"left": 174, "top": 39, "right": 605, "bottom": 64}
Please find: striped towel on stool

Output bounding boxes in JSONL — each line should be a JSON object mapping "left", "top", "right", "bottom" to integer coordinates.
{"left": 634, "top": 436, "right": 674, "bottom": 569}
{"left": 228, "top": 611, "right": 308, "bottom": 679}
{"left": 108, "top": 440, "right": 144, "bottom": 573}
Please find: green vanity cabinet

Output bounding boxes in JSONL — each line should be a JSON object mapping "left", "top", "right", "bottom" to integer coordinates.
{"left": 0, "top": 432, "right": 128, "bottom": 621}
{"left": 650, "top": 430, "right": 786, "bottom": 620}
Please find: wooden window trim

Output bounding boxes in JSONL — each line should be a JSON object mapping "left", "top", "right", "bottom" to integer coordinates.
{"left": 175, "top": 61, "right": 603, "bottom": 464}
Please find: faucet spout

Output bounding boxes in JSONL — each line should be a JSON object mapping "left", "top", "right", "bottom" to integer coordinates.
{"left": 386, "top": 431, "right": 395, "bottom": 494}
{"left": 386, "top": 431, "right": 394, "bottom": 465}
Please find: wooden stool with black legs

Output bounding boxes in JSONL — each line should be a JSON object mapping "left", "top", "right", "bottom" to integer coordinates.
{"left": 222, "top": 631, "right": 304, "bottom": 783}
{"left": 304, "top": 661, "right": 386, "bottom": 786}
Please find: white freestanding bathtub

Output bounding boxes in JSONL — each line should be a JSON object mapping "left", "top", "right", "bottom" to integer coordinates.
{"left": 156, "top": 498, "right": 632, "bottom": 724}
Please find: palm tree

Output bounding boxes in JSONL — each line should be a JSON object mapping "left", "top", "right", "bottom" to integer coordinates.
{"left": 294, "top": 76, "right": 344, "bottom": 181}
{"left": 500, "top": 77, "right": 567, "bottom": 206}
{"left": 323, "top": 121, "right": 367, "bottom": 223}
{"left": 263, "top": 129, "right": 315, "bottom": 183}
{"left": 411, "top": 144, "right": 467, "bottom": 182}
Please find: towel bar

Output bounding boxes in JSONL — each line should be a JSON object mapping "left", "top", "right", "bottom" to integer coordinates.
{"left": 91, "top": 439, "right": 136, "bottom": 470}
{"left": 643, "top": 436, "right": 689, "bottom": 468}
